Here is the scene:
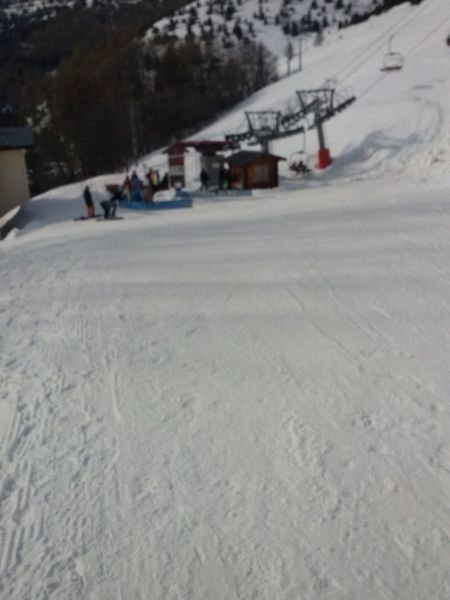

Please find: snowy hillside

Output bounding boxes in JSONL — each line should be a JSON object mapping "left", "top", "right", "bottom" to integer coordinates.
{"left": 144, "top": 0, "right": 450, "bottom": 188}
{"left": 211, "top": 1, "right": 450, "bottom": 180}
{"left": 2, "top": 1, "right": 450, "bottom": 599}
{"left": 148, "top": 0, "right": 382, "bottom": 73}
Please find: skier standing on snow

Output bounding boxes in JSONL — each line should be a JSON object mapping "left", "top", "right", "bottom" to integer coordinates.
{"left": 200, "top": 167, "right": 209, "bottom": 190}
{"left": 151, "top": 169, "right": 159, "bottom": 190}
{"left": 131, "top": 171, "right": 144, "bottom": 203}
{"left": 83, "top": 185, "right": 95, "bottom": 218}
{"left": 123, "top": 174, "right": 132, "bottom": 200}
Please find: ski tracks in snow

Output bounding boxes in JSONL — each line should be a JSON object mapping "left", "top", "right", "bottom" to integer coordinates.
{"left": 196, "top": 225, "right": 450, "bottom": 598}
{"left": 1, "top": 190, "right": 450, "bottom": 598}
{"left": 0, "top": 249, "right": 94, "bottom": 598}
{"left": 0, "top": 245, "right": 135, "bottom": 598}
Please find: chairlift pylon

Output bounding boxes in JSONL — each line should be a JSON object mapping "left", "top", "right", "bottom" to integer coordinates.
{"left": 381, "top": 35, "right": 404, "bottom": 71}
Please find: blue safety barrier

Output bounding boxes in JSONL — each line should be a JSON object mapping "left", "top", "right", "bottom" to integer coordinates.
{"left": 124, "top": 190, "right": 192, "bottom": 211}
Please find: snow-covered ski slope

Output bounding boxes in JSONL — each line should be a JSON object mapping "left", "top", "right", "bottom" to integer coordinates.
{"left": 1, "top": 1, "right": 450, "bottom": 599}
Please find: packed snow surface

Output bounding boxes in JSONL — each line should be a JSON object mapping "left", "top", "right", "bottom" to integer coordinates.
{"left": 1, "top": 0, "right": 450, "bottom": 598}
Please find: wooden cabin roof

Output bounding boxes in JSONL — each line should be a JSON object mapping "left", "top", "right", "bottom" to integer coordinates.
{"left": 227, "top": 151, "right": 285, "bottom": 165}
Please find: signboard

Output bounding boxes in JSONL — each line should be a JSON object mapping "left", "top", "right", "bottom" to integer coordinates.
{"left": 168, "top": 145, "right": 185, "bottom": 188}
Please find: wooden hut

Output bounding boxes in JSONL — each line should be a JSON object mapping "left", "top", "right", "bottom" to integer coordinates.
{"left": 0, "top": 127, "right": 34, "bottom": 218}
{"left": 227, "top": 150, "right": 284, "bottom": 190}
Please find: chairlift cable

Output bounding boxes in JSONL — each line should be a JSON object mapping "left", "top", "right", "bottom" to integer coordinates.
{"left": 404, "top": 12, "right": 450, "bottom": 61}
{"left": 358, "top": 12, "right": 450, "bottom": 100}
{"left": 332, "top": 0, "right": 438, "bottom": 86}
{"left": 224, "top": 117, "right": 250, "bottom": 145}
{"left": 336, "top": 0, "right": 434, "bottom": 82}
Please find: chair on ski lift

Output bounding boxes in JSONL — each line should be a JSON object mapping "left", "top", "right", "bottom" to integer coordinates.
{"left": 381, "top": 36, "right": 404, "bottom": 71}
{"left": 288, "top": 151, "right": 312, "bottom": 176}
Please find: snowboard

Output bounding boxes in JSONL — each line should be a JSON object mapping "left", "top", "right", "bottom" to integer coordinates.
{"left": 74, "top": 214, "right": 102, "bottom": 221}
{"left": 96, "top": 216, "right": 124, "bottom": 221}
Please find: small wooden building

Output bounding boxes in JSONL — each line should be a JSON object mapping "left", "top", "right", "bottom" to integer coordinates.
{"left": 0, "top": 127, "right": 34, "bottom": 218}
{"left": 227, "top": 150, "right": 284, "bottom": 190}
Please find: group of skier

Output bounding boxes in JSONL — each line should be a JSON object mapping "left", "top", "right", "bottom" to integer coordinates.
{"left": 199, "top": 164, "right": 231, "bottom": 191}
{"left": 82, "top": 167, "right": 169, "bottom": 219}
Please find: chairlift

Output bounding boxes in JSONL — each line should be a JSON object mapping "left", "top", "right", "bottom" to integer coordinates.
{"left": 288, "top": 151, "right": 312, "bottom": 176}
{"left": 381, "top": 35, "right": 404, "bottom": 71}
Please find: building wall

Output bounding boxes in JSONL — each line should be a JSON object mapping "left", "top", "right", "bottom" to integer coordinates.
{"left": 0, "top": 149, "right": 30, "bottom": 217}
{"left": 247, "top": 158, "right": 278, "bottom": 189}
{"left": 230, "top": 166, "right": 246, "bottom": 189}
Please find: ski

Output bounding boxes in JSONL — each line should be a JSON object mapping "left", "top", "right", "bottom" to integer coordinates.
{"left": 95, "top": 216, "right": 124, "bottom": 221}
{"left": 74, "top": 214, "right": 102, "bottom": 221}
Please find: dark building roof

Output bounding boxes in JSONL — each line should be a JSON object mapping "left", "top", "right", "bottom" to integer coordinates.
{"left": 164, "top": 140, "right": 234, "bottom": 154}
{"left": 0, "top": 127, "right": 34, "bottom": 150}
{"left": 227, "top": 150, "right": 285, "bottom": 165}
